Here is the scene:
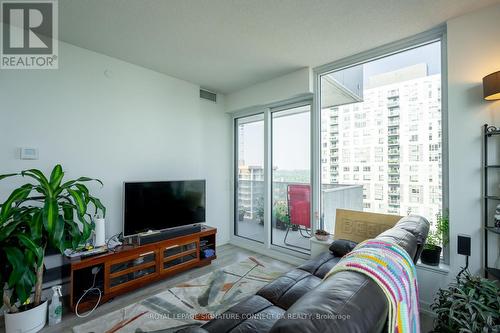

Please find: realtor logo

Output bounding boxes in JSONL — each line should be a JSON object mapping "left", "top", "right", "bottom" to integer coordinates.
{"left": 1, "top": 0, "right": 58, "bottom": 69}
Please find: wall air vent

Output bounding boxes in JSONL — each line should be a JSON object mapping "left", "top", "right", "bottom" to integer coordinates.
{"left": 200, "top": 89, "right": 217, "bottom": 103}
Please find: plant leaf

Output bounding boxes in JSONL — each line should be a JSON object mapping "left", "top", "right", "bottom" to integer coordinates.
{"left": 21, "top": 169, "right": 52, "bottom": 196}
{"left": 15, "top": 233, "right": 43, "bottom": 266}
{"left": 49, "top": 164, "right": 64, "bottom": 191}
{"left": 50, "top": 216, "right": 65, "bottom": 252}
{"left": 4, "top": 247, "right": 25, "bottom": 287}
{"left": 42, "top": 198, "right": 58, "bottom": 234}
{"left": 68, "top": 189, "right": 86, "bottom": 216}
{"left": 0, "top": 220, "right": 22, "bottom": 242}
{"left": 0, "top": 184, "right": 33, "bottom": 222}
{"left": 31, "top": 210, "right": 43, "bottom": 241}
{"left": 0, "top": 173, "right": 17, "bottom": 181}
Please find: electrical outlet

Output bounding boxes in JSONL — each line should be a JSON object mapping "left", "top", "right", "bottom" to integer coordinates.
{"left": 457, "top": 234, "right": 471, "bottom": 256}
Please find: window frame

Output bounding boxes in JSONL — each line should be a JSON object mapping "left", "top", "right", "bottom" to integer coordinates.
{"left": 312, "top": 25, "right": 449, "bottom": 263}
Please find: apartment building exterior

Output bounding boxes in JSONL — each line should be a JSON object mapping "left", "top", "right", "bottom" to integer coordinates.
{"left": 321, "top": 64, "right": 442, "bottom": 221}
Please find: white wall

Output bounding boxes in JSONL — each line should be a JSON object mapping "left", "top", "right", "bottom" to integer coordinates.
{"left": 418, "top": 3, "right": 500, "bottom": 308}
{"left": 225, "top": 67, "right": 312, "bottom": 112}
{"left": 0, "top": 41, "right": 231, "bottom": 245}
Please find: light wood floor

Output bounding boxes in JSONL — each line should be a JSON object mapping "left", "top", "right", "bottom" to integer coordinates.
{"left": 0, "top": 243, "right": 435, "bottom": 333}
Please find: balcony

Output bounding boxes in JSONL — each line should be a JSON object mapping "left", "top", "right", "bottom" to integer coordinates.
{"left": 236, "top": 180, "right": 363, "bottom": 253}
{"left": 388, "top": 128, "right": 399, "bottom": 135}
{"left": 388, "top": 90, "right": 399, "bottom": 98}
{"left": 388, "top": 177, "right": 400, "bottom": 184}
{"left": 388, "top": 109, "right": 400, "bottom": 117}
{"left": 388, "top": 167, "right": 399, "bottom": 174}
{"left": 387, "top": 100, "right": 400, "bottom": 108}
{"left": 388, "top": 119, "right": 400, "bottom": 127}
{"left": 388, "top": 139, "right": 399, "bottom": 146}
{"left": 388, "top": 148, "right": 400, "bottom": 155}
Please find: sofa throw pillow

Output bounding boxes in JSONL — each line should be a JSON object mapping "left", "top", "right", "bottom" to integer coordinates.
{"left": 329, "top": 239, "right": 358, "bottom": 257}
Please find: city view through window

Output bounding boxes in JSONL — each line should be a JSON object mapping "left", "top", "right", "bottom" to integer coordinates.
{"left": 320, "top": 42, "right": 443, "bottom": 235}
{"left": 235, "top": 42, "right": 443, "bottom": 254}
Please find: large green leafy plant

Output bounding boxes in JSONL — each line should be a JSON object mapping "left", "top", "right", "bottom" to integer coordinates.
{"left": 0, "top": 165, "right": 105, "bottom": 312}
{"left": 431, "top": 270, "right": 500, "bottom": 332}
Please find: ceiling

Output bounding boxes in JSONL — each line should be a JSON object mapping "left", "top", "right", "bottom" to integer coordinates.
{"left": 58, "top": 0, "right": 500, "bottom": 94}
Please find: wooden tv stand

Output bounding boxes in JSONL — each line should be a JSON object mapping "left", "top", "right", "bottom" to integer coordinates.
{"left": 69, "top": 226, "right": 216, "bottom": 312}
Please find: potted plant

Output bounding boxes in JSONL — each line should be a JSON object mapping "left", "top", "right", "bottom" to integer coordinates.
{"left": 314, "top": 229, "right": 330, "bottom": 241}
{"left": 238, "top": 208, "right": 246, "bottom": 222}
{"left": 431, "top": 270, "right": 500, "bottom": 332}
{"left": 421, "top": 211, "right": 449, "bottom": 266}
{"left": 255, "top": 197, "right": 264, "bottom": 225}
{"left": 0, "top": 165, "right": 105, "bottom": 333}
{"left": 273, "top": 201, "right": 290, "bottom": 230}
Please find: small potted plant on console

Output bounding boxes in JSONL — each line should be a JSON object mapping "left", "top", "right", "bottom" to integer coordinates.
{"left": 421, "top": 211, "right": 449, "bottom": 266}
{"left": 314, "top": 229, "right": 330, "bottom": 241}
{"left": 0, "top": 165, "right": 105, "bottom": 333}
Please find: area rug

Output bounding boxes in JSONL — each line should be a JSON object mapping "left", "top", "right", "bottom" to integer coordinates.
{"left": 73, "top": 256, "right": 292, "bottom": 333}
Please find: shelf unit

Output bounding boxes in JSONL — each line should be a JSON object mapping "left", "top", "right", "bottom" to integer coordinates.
{"left": 483, "top": 124, "right": 500, "bottom": 279}
{"left": 69, "top": 226, "right": 217, "bottom": 312}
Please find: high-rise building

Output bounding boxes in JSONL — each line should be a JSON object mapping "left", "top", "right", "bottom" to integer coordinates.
{"left": 321, "top": 64, "right": 442, "bottom": 221}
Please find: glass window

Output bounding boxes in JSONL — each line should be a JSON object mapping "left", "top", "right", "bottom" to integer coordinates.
{"left": 320, "top": 41, "right": 443, "bottom": 237}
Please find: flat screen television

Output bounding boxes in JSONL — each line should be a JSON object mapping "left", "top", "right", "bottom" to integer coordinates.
{"left": 124, "top": 180, "right": 206, "bottom": 236}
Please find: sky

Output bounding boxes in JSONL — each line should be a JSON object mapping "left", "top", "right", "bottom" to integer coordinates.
{"left": 239, "top": 41, "right": 441, "bottom": 171}
{"left": 239, "top": 108, "right": 310, "bottom": 170}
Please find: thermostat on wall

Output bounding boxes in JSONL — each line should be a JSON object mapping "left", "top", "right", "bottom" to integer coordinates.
{"left": 20, "top": 147, "right": 39, "bottom": 160}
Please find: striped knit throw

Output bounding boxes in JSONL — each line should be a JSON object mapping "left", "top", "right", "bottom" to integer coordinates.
{"left": 324, "top": 240, "right": 420, "bottom": 333}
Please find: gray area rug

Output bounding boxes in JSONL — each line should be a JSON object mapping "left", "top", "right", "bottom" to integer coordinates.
{"left": 73, "top": 256, "right": 292, "bottom": 333}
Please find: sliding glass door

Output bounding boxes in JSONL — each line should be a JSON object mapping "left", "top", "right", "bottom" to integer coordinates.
{"left": 234, "top": 114, "right": 265, "bottom": 243}
{"left": 233, "top": 101, "right": 312, "bottom": 255}
{"left": 271, "top": 103, "right": 311, "bottom": 253}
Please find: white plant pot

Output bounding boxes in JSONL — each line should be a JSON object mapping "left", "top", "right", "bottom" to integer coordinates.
{"left": 4, "top": 300, "right": 47, "bottom": 333}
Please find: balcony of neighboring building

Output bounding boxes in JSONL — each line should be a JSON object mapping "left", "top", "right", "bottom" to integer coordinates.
{"left": 388, "top": 148, "right": 400, "bottom": 155}
{"left": 388, "top": 176, "right": 400, "bottom": 184}
{"left": 388, "top": 108, "right": 400, "bottom": 117}
{"left": 388, "top": 120, "right": 400, "bottom": 127}
{"left": 387, "top": 99, "right": 400, "bottom": 108}
{"left": 388, "top": 138, "right": 399, "bottom": 146}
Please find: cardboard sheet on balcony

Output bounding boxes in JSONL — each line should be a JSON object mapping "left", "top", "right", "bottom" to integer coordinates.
{"left": 334, "top": 209, "right": 402, "bottom": 243}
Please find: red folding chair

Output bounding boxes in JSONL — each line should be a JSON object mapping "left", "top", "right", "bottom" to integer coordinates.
{"left": 284, "top": 184, "right": 311, "bottom": 248}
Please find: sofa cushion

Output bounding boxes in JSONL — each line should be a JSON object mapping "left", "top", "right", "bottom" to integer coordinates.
{"left": 257, "top": 269, "right": 322, "bottom": 309}
{"left": 329, "top": 239, "right": 358, "bottom": 257}
{"left": 270, "top": 271, "right": 388, "bottom": 333}
{"left": 297, "top": 251, "right": 341, "bottom": 278}
{"left": 201, "top": 295, "right": 283, "bottom": 333}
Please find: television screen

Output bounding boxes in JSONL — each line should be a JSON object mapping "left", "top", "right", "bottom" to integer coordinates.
{"left": 124, "top": 180, "right": 206, "bottom": 236}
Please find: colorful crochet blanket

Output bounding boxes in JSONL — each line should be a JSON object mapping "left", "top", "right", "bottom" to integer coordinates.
{"left": 324, "top": 240, "right": 420, "bottom": 333}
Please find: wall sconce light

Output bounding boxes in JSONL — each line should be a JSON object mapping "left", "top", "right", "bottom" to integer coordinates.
{"left": 483, "top": 71, "right": 500, "bottom": 101}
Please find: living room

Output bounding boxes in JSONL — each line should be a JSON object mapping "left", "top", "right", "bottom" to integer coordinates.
{"left": 0, "top": 1, "right": 499, "bottom": 332}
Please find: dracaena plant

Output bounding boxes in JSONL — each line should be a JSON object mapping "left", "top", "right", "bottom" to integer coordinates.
{"left": 0, "top": 165, "right": 105, "bottom": 312}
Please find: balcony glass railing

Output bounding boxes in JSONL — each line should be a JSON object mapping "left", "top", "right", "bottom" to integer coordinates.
{"left": 236, "top": 180, "right": 364, "bottom": 251}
